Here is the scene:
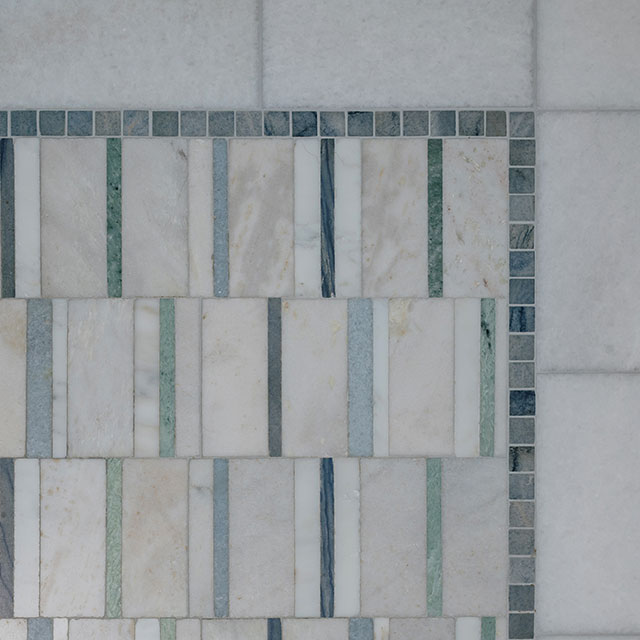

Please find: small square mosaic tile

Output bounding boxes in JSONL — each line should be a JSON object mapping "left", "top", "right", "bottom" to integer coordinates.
{"left": 0, "top": 109, "right": 535, "bottom": 640}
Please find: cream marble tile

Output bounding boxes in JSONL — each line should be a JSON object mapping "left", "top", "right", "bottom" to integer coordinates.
{"left": 0, "top": 619, "right": 27, "bottom": 640}
{"left": 51, "top": 300, "right": 67, "bottom": 458}
{"left": 202, "top": 619, "right": 266, "bottom": 640}
{"left": 135, "top": 619, "right": 159, "bottom": 640}
{"left": 372, "top": 298, "right": 389, "bottom": 457}
{"left": 282, "top": 619, "right": 348, "bottom": 640}
{"left": 176, "top": 619, "right": 201, "bottom": 640}
{"left": 374, "top": 619, "right": 389, "bottom": 640}
{"left": 69, "top": 619, "right": 134, "bottom": 640}
{"left": 53, "top": 618, "right": 68, "bottom": 640}
{"left": 390, "top": 618, "right": 454, "bottom": 640}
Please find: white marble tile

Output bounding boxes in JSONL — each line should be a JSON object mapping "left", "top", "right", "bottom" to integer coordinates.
{"left": 0, "top": 0, "right": 259, "bottom": 108}
{"left": 388, "top": 299, "right": 454, "bottom": 456}
{"left": 0, "top": 619, "right": 27, "bottom": 640}
{"left": 390, "top": 618, "right": 454, "bottom": 640}
{"left": 69, "top": 619, "right": 134, "bottom": 640}
{"left": 229, "top": 140, "right": 294, "bottom": 297}
{"left": 188, "top": 138, "right": 214, "bottom": 297}
{"left": 122, "top": 139, "right": 188, "bottom": 297}
{"left": 456, "top": 618, "right": 481, "bottom": 640}
{"left": 282, "top": 299, "right": 348, "bottom": 457}
{"left": 51, "top": 300, "right": 67, "bottom": 458}
{"left": 40, "top": 460, "right": 105, "bottom": 617}
{"left": 334, "top": 138, "right": 362, "bottom": 297}
{"left": 537, "top": 374, "right": 640, "bottom": 634}
{"left": 294, "top": 139, "right": 321, "bottom": 297}
{"left": 333, "top": 457, "right": 360, "bottom": 617}
{"left": 175, "top": 298, "right": 202, "bottom": 457}
{"left": 442, "top": 139, "right": 508, "bottom": 298}
{"left": 13, "top": 459, "right": 39, "bottom": 617}
{"left": 122, "top": 459, "right": 188, "bottom": 617}
{"left": 282, "top": 619, "right": 348, "bottom": 640}
{"left": 202, "top": 298, "right": 268, "bottom": 456}
{"left": 361, "top": 458, "right": 426, "bottom": 617}
{"left": 68, "top": 299, "right": 133, "bottom": 457}
{"left": 189, "top": 459, "right": 214, "bottom": 618}
{"left": 372, "top": 299, "right": 389, "bottom": 457}
{"left": 229, "top": 459, "right": 294, "bottom": 617}
{"left": 496, "top": 618, "right": 508, "bottom": 640}
{"left": 41, "top": 138, "right": 107, "bottom": 297}
{"left": 135, "top": 619, "right": 159, "bottom": 640}
{"left": 0, "top": 300, "right": 26, "bottom": 457}
{"left": 134, "top": 299, "right": 160, "bottom": 457}
{"left": 53, "top": 618, "right": 68, "bottom": 640}
{"left": 362, "top": 140, "right": 427, "bottom": 297}
{"left": 263, "top": 0, "right": 533, "bottom": 107}
{"left": 374, "top": 619, "right": 389, "bottom": 640}
{"left": 538, "top": 0, "right": 640, "bottom": 108}
{"left": 176, "top": 619, "right": 201, "bottom": 640}
{"left": 202, "top": 619, "right": 266, "bottom": 640}
{"left": 14, "top": 138, "right": 40, "bottom": 298}
{"left": 494, "top": 298, "right": 508, "bottom": 456}
{"left": 442, "top": 458, "right": 507, "bottom": 616}
{"left": 538, "top": 113, "right": 640, "bottom": 371}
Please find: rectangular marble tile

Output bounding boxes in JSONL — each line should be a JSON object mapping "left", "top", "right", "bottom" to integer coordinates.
{"left": 362, "top": 140, "right": 427, "bottom": 297}
{"left": 122, "top": 459, "right": 188, "bottom": 617}
{"left": 228, "top": 140, "right": 294, "bottom": 297}
{"left": 389, "top": 618, "right": 454, "bottom": 640}
{"left": 68, "top": 300, "right": 133, "bottom": 457}
{"left": 51, "top": 300, "right": 67, "bottom": 458}
{"left": 202, "top": 619, "right": 266, "bottom": 640}
{"left": 442, "top": 458, "right": 507, "bottom": 616}
{"left": 69, "top": 619, "right": 134, "bottom": 640}
{"left": 388, "top": 299, "right": 454, "bottom": 456}
{"left": 374, "top": 618, "right": 389, "bottom": 640}
{"left": 176, "top": 620, "right": 201, "bottom": 640}
{"left": 229, "top": 459, "right": 294, "bottom": 617}
{"left": 122, "top": 139, "right": 188, "bottom": 296}
{"left": 135, "top": 619, "right": 159, "bottom": 640}
{"left": 442, "top": 139, "right": 508, "bottom": 298}
{"left": 372, "top": 299, "right": 389, "bottom": 457}
{"left": 40, "top": 460, "right": 105, "bottom": 616}
{"left": 202, "top": 298, "right": 268, "bottom": 456}
{"left": 282, "top": 619, "right": 348, "bottom": 640}
{"left": 282, "top": 299, "right": 348, "bottom": 456}
{"left": 0, "top": 300, "right": 26, "bottom": 456}
{"left": 0, "top": 620, "right": 27, "bottom": 640}
{"left": 41, "top": 139, "right": 107, "bottom": 297}
{"left": 361, "top": 458, "right": 427, "bottom": 616}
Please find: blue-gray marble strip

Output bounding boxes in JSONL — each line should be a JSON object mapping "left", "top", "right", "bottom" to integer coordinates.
{"left": 320, "top": 138, "right": 335, "bottom": 298}
{"left": 213, "top": 138, "right": 229, "bottom": 297}
{"left": 0, "top": 459, "right": 14, "bottom": 617}
{"left": 268, "top": 298, "right": 282, "bottom": 457}
{"left": 213, "top": 458, "right": 229, "bottom": 617}
{"left": 26, "top": 299, "right": 52, "bottom": 458}
{"left": 28, "top": 618, "right": 52, "bottom": 640}
{"left": 267, "top": 618, "right": 282, "bottom": 640}
{"left": 349, "top": 618, "right": 374, "bottom": 640}
{"left": 348, "top": 298, "right": 373, "bottom": 456}
{"left": 0, "top": 138, "right": 15, "bottom": 297}
{"left": 320, "top": 457, "right": 335, "bottom": 617}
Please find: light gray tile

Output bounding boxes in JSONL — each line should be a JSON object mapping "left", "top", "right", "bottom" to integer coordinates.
{"left": 69, "top": 619, "right": 134, "bottom": 640}
{"left": 390, "top": 618, "right": 454, "bottom": 640}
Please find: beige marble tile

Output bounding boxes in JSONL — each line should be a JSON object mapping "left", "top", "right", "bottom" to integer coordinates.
{"left": 69, "top": 619, "right": 134, "bottom": 640}
{"left": 0, "top": 619, "right": 27, "bottom": 640}
{"left": 202, "top": 619, "right": 266, "bottom": 640}
{"left": 282, "top": 619, "right": 348, "bottom": 640}
{"left": 390, "top": 618, "right": 454, "bottom": 640}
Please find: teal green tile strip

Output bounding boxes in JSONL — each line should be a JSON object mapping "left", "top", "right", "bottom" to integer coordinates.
{"left": 160, "top": 618, "right": 176, "bottom": 640}
{"left": 481, "top": 617, "right": 496, "bottom": 640}
{"left": 427, "top": 139, "right": 443, "bottom": 297}
{"left": 480, "top": 298, "right": 496, "bottom": 457}
{"left": 106, "top": 138, "right": 122, "bottom": 297}
{"left": 426, "top": 457, "right": 442, "bottom": 616}
{"left": 106, "top": 458, "right": 122, "bottom": 618}
{"left": 159, "top": 298, "right": 176, "bottom": 458}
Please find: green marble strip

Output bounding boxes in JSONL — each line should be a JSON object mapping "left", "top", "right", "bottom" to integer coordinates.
{"left": 480, "top": 298, "right": 496, "bottom": 457}
{"left": 426, "top": 457, "right": 442, "bottom": 616}
{"left": 481, "top": 617, "right": 496, "bottom": 640}
{"left": 427, "top": 138, "right": 443, "bottom": 297}
{"left": 159, "top": 298, "right": 176, "bottom": 457}
{"left": 106, "top": 138, "right": 122, "bottom": 297}
{"left": 160, "top": 618, "right": 176, "bottom": 640}
{"left": 106, "top": 458, "right": 122, "bottom": 618}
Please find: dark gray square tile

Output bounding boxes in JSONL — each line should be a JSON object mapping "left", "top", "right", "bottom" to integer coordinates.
{"left": 510, "top": 585, "right": 535, "bottom": 612}
{"left": 510, "top": 335, "right": 535, "bottom": 361}
{"left": 11, "top": 110, "right": 37, "bottom": 136}
{"left": 510, "top": 195, "right": 535, "bottom": 221}
{"left": 320, "top": 111, "right": 345, "bottom": 137}
{"left": 511, "top": 224, "right": 534, "bottom": 249}
{"left": 510, "top": 251, "right": 534, "bottom": 277}
{"left": 209, "top": 111, "right": 235, "bottom": 137}
{"left": 264, "top": 111, "right": 290, "bottom": 136}
{"left": 510, "top": 279, "right": 535, "bottom": 304}
{"left": 510, "top": 557, "right": 535, "bottom": 583}
{"left": 510, "top": 391, "right": 536, "bottom": 417}
{"left": 510, "top": 446, "right": 534, "bottom": 472}
{"left": 152, "top": 111, "right": 179, "bottom": 136}
{"left": 123, "top": 110, "right": 149, "bottom": 136}
{"left": 510, "top": 168, "right": 535, "bottom": 194}
{"left": 510, "top": 417, "right": 535, "bottom": 444}
{"left": 430, "top": 110, "right": 456, "bottom": 136}
{"left": 236, "top": 111, "right": 262, "bottom": 137}
{"left": 510, "top": 112, "right": 535, "bottom": 138}
{"left": 486, "top": 111, "right": 506, "bottom": 136}
{"left": 403, "top": 111, "right": 429, "bottom": 136}
{"left": 292, "top": 111, "right": 318, "bottom": 137}
{"left": 509, "top": 613, "right": 534, "bottom": 639}
{"left": 509, "top": 529, "right": 534, "bottom": 555}
{"left": 510, "top": 473, "right": 535, "bottom": 499}
{"left": 0, "top": 111, "right": 6, "bottom": 136}
{"left": 68, "top": 110, "right": 93, "bottom": 136}
{"left": 509, "top": 362, "right": 535, "bottom": 388}
{"left": 458, "top": 110, "right": 484, "bottom": 136}
{"left": 509, "top": 306, "right": 535, "bottom": 333}
{"left": 39, "top": 111, "right": 65, "bottom": 136}
{"left": 510, "top": 500, "right": 535, "bottom": 527}
{"left": 180, "top": 111, "right": 207, "bottom": 137}
{"left": 375, "top": 111, "right": 400, "bottom": 136}
{"left": 348, "top": 111, "right": 373, "bottom": 136}
{"left": 510, "top": 139, "right": 536, "bottom": 166}
{"left": 95, "top": 111, "right": 121, "bottom": 136}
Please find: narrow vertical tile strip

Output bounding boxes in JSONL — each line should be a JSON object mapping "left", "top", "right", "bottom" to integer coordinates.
{"left": 456, "top": 618, "right": 481, "bottom": 640}
{"left": 28, "top": 619, "right": 53, "bottom": 640}
{"left": 106, "top": 458, "right": 122, "bottom": 618}
{"left": 427, "top": 139, "right": 443, "bottom": 298}
{"left": 426, "top": 458, "right": 443, "bottom": 616}
{"left": 26, "top": 299, "right": 52, "bottom": 458}
{"left": 494, "top": 299, "right": 508, "bottom": 456}
{"left": 268, "top": 619, "right": 282, "bottom": 640}
{"left": 106, "top": 138, "right": 122, "bottom": 298}
{"left": 320, "top": 457, "right": 335, "bottom": 617}
{"left": 0, "top": 459, "right": 14, "bottom": 617}
{"left": 373, "top": 619, "right": 389, "bottom": 640}
{"left": 349, "top": 619, "right": 373, "bottom": 640}
{"left": 52, "top": 618, "right": 68, "bottom": 640}
{"left": 213, "top": 458, "right": 229, "bottom": 617}
{"left": 14, "top": 139, "right": 40, "bottom": 297}
{"left": 481, "top": 617, "right": 496, "bottom": 640}
{"left": 480, "top": 299, "right": 496, "bottom": 457}
{"left": 159, "top": 619, "right": 176, "bottom": 640}
{"left": 320, "top": 138, "right": 336, "bottom": 297}
{"left": 51, "top": 300, "right": 67, "bottom": 458}
{"left": 268, "top": 298, "right": 282, "bottom": 457}
{"left": 1, "top": 138, "right": 15, "bottom": 297}
{"left": 213, "top": 139, "right": 229, "bottom": 297}
{"left": 348, "top": 298, "right": 373, "bottom": 456}
{"left": 136, "top": 619, "right": 160, "bottom": 640}
{"left": 159, "top": 298, "right": 176, "bottom": 457}
{"left": 14, "top": 459, "right": 39, "bottom": 617}
{"left": 372, "top": 299, "right": 389, "bottom": 457}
